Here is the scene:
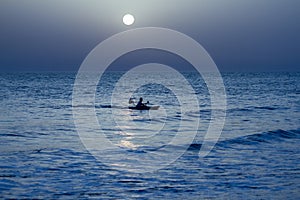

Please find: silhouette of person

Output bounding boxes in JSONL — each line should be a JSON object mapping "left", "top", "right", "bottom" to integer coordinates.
{"left": 136, "top": 97, "right": 145, "bottom": 108}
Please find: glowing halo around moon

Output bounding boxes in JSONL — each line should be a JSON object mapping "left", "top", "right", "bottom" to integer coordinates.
{"left": 123, "top": 14, "right": 135, "bottom": 25}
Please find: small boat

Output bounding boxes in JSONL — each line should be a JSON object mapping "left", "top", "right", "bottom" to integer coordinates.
{"left": 128, "top": 105, "right": 160, "bottom": 110}
{"left": 128, "top": 97, "right": 159, "bottom": 110}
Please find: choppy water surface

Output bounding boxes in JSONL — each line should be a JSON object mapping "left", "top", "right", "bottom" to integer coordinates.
{"left": 0, "top": 72, "right": 299, "bottom": 199}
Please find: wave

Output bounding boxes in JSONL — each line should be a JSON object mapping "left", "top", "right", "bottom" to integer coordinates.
{"left": 253, "top": 106, "right": 277, "bottom": 110}
{"left": 72, "top": 104, "right": 128, "bottom": 109}
{"left": 189, "top": 129, "right": 300, "bottom": 150}
{"left": 226, "top": 129, "right": 300, "bottom": 145}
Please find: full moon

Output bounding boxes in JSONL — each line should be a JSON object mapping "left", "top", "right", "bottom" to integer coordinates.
{"left": 123, "top": 14, "right": 135, "bottom": 26}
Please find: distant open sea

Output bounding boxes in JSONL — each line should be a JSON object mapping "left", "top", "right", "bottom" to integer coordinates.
{"left": 0, "top": 71, "right": 299, "bottom": 199}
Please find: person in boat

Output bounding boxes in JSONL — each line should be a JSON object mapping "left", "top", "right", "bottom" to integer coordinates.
{"left": 136, "top": 97, "right": 146, "bottom": 108}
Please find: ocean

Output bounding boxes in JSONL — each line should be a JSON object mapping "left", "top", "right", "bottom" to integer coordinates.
{"left": 0, "top": 71, "right": 299, "bottom": 199}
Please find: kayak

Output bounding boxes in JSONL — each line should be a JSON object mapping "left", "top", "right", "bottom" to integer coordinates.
{"left": 128, "top": 105, "right": 160, "bottom": 110}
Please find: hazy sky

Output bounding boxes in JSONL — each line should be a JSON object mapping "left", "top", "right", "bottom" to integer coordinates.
{"left": 0, "top": 0, "right": 299, "bottom": 72}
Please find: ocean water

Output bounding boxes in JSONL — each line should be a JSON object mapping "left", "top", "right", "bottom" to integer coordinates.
{"left": 0, "top": 71, "right": 299, "bottom": 199}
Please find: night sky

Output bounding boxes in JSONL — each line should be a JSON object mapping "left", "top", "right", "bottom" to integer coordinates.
{"left": 0, "top": 0, "right": 299, "bottom": 72}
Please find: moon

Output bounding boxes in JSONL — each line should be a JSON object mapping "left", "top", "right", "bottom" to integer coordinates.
{"left": 123, "top": 14, "right": 135, "bottom": 26}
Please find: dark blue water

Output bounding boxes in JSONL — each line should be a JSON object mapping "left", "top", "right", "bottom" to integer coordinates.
{"left": 0, "top": 72, "right": 299, "bottom": 199}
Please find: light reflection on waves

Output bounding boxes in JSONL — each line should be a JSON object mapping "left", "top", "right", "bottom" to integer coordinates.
{"left": 101, "top": 109, "right": 200, "bottom": 151}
